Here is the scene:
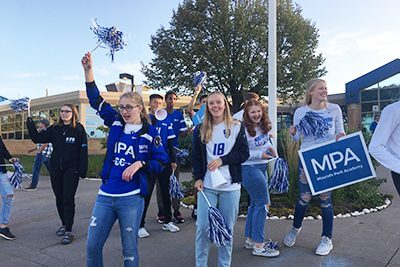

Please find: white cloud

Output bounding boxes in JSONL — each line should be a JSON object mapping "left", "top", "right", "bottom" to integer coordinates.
{"left": 15, "top": 71, "right": 47, "bottom": 78}
{"left": 60, "top": 75, "right": 81, "bottom": 81}
{"left": 317, "top": 30, "right": 400, "bottom": 94}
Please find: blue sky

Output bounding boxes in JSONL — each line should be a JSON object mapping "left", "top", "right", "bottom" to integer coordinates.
{"left": 1, "top": 0, "right": 399, "bottom": 99}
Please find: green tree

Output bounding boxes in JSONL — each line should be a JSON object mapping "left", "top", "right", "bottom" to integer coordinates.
{"left": 142, "top": 0, "right": 326, "bottom": 111}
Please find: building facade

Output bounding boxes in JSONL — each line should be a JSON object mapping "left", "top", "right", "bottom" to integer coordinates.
{"left": 0, "top": 86, "right": 192, "bottom": 155}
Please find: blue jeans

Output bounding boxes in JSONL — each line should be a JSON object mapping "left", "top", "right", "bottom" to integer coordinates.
{"left": 31, "top": 153, "right": 51, "bottom": 188}
{"left": 196, "top": 188, "right": 240, "bottom": 267}
{"left": 0, "top": 173, "right": 14, "bottom": 225}
{"left": 241, "top": 164, "right": 270, "bottom": 243}
{"left": 293, "top": 162, "right": 333, "bottom": 238}
{"left": 86, "top": 194, "right": 144, "bottom": 267}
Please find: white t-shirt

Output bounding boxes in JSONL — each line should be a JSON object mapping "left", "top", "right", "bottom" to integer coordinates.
{"left": 243, "top": 127, "right": 273, "bottom": 165}
{"left": 232, "top": 109, "right": 244, "bottom": 121}
{"left": 369, "top": 101, "right": 400, "bottom": 174}
{"left": 204, "top": 122, "right": 242, "bottom": 191}
{"left": 292, "top": 103, "right": 344, "bottom": 149}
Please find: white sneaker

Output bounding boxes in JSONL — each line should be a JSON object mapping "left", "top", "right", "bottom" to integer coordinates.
{"left": 162, "top": 222, "right": 180, "bottom": 233}
{"left": 245, "top": 239, "right": 254, "bottom": 249}
{"left": 138, "top": 227, "right": 150, "bottom": 238}
{"left": 283, "top": 227, "right": 301, "bottom": 247}
{"left": 315, "top": 236, "right": 333, "bottom": 256}
{"left": 252, "top": 246, "right": 280, "bottom": 257}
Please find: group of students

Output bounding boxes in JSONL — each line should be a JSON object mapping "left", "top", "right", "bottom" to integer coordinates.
{"left": 1, "top": 51, "right": 399, "bottom": 267}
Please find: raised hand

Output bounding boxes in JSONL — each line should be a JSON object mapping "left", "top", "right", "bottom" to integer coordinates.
{"left": 81, "top": 52, "right": 92, "bottom": 71}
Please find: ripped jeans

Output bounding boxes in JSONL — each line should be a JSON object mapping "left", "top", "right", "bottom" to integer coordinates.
{"left": 86, "top": 194, "right": 144, "bottom": 267}
{"left": 292, "top": 162, "right": 333, "bottom": 238}
{"left": 0, "top": 172, "right": 14, "bottom": 225}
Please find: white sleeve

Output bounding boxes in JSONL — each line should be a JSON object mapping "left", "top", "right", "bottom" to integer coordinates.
{"left": 369, "top": 105, "right": 400, "bottom": 174}
{"left": 291, "top": 108, "right": 302, "bottom": 141}
{"left": 248, "top": 150, "right": 263, "bottom": 160}
{"left": 334, "top": 105, "right": 345, "bottom": 135}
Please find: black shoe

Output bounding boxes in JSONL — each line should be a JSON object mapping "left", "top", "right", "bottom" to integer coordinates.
{"left": 0, "top": 227, "right": 16, "bottom": 240}
{"left": 62, "top": 233, "right": 74, "bottom": 245}
{"left": 157, "top": 215, "right": 166, "bottom": 224}
{"left": 191, "top": 208, "right": 197, "bottom": 220}
{"left": 56, "top": 226, "right": 66, "bottom": 236}
{"left": 174, "top": 211, "right": 185, "bottom": 224}
{"left": 23, "top": 185, "right": 37, "bottom": 191}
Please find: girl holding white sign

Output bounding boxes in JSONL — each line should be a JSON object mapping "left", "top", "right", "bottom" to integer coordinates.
{"left": 192, "top": 91, "right": 249, "bottom": 266}
{"left": 284, "top": 78, "right": 345, "bottom": 256}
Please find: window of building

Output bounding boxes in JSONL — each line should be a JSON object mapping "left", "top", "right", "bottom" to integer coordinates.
{"left": 85, "top": 105, "right": 106, "bottom": 138}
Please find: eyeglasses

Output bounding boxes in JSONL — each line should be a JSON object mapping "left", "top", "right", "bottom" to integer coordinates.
{"left": 60, "top": 110, "right": 72, "bottom": 113}
{"left": 117, "top": 105, "right": 139, "bottom": 112}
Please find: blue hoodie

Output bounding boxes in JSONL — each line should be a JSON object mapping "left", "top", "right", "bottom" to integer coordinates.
{"left": 86, "top": 81, "right": 168, "bottom": 196}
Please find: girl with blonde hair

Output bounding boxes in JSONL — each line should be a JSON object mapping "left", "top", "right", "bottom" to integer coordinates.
{"left": 192, "top": 91, "right": 249, "bottom": 266}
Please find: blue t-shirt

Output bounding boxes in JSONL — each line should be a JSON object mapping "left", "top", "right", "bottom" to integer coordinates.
{"left": 167, "top": 110, "right": 188, "bottom": 147}
{"left": 150, "top": 114, "right": 175, "bottom": 161}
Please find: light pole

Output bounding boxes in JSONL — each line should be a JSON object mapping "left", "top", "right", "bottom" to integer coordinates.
{"left": 268, "top": 0, "right": 277, "bottom": 150}
{"left": 119, "top": 73, "right": 134, "bottom": 92}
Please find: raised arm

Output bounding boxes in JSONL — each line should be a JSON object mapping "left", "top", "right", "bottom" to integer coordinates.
{"left": 26, "top": 118, "right": 53, "bottom": 144}
{"left": 187, "top": 84, "right": 202, "bottom": 119}
{"left": 81, "top": 52, "right": 118, "bottom": 127}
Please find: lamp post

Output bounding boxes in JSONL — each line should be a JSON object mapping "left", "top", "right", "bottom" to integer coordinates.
{"left": 119, "top": 73, "right": 134, "bottom": 92}
{"left": 268, "top": 0, "right": 277, "bottom": 150}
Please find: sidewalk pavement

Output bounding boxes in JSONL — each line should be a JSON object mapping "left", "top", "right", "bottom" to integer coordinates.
{"left": 1, "top": 165, "right": 399, "bottom": 267}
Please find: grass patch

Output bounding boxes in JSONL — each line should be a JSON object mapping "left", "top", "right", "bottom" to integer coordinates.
{"left": 13, "top": 154, "right": 105, "bottom": 178}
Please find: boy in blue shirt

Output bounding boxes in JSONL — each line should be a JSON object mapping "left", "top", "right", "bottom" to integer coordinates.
{"left": 138, "top": 94, "right": 180, "bottom": 238}
{"left": 161, "top": 90, "right": 188, "bottom": 223}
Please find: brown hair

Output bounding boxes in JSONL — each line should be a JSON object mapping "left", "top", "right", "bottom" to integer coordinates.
{"left": 243, "top": 100, "right": 271, "bottom": 137}
{"left": 58, "top": 104, "right": 79, "bottom": 128}
{"left": 120, "top": 92, "right": 150, "bottom": 124}
{"left": 243, "top": 91, "right": 260, "bottom": 102}
{"left": 200, "top": 91, "right": 234, "bottom": 143}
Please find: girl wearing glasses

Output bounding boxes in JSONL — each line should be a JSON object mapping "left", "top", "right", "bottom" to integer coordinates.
{"left": 26, "top": 104, "right": 88, "bottom": 245}
{"left": 82, "top": 52, "right": 168, "bottom": 267}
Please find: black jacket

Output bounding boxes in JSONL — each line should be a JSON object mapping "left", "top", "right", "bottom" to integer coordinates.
{"left": 26, "top": 117, "right": 88, "bottom": 177}
{"left": 192, "top": 123, "right": 249, "bottom": 183}
{"left": 0, "top": 137, "right": 12, "bottom": 173}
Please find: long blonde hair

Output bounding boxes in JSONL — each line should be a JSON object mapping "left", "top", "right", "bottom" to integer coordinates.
{"left": 200, "top": 91, "right": 234, "bottom": 143}
{"left": 304, "top": 78, "right": 327, "bottom": 106}
{"left": 119, "top": 92, "right": 150, "bottom": 124}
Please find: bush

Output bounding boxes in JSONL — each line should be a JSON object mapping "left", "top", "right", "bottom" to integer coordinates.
{"left": 177, "top": 132, "right": 193, "bottom": 171}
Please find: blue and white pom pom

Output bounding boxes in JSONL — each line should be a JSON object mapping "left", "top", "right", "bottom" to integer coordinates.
{"left": 296, "top": 111, "right": 333, "bottom": 139}
{"left": 200, "top": 191, "right": 232, "bottom": 247}
{"left": 176, "top": 148, "right": 189, "bottom": 165}
{"left": 90, "top": 19, "right": 127, "bottom": 62}
{"left": 9, "top": 161, "right": 25, "bottom": 189}
{"left": 169, "top": 171, "right": 185, "bottom": 199}
{"left": 193, "top": 71, "right": 207, "bottom": 88}
{"left": 10, "top": 97, "right": 30, "bottom": 113}
{"left": 269, "top": 158, "right": 289, "bottom": 194}
{"left": 265, "top": 239, "right": 279, "bottom": 250}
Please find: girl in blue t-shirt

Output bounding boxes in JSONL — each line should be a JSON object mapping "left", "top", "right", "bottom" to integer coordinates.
{"left": 82, "top": 52, "right": 168, "bottom": 267}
